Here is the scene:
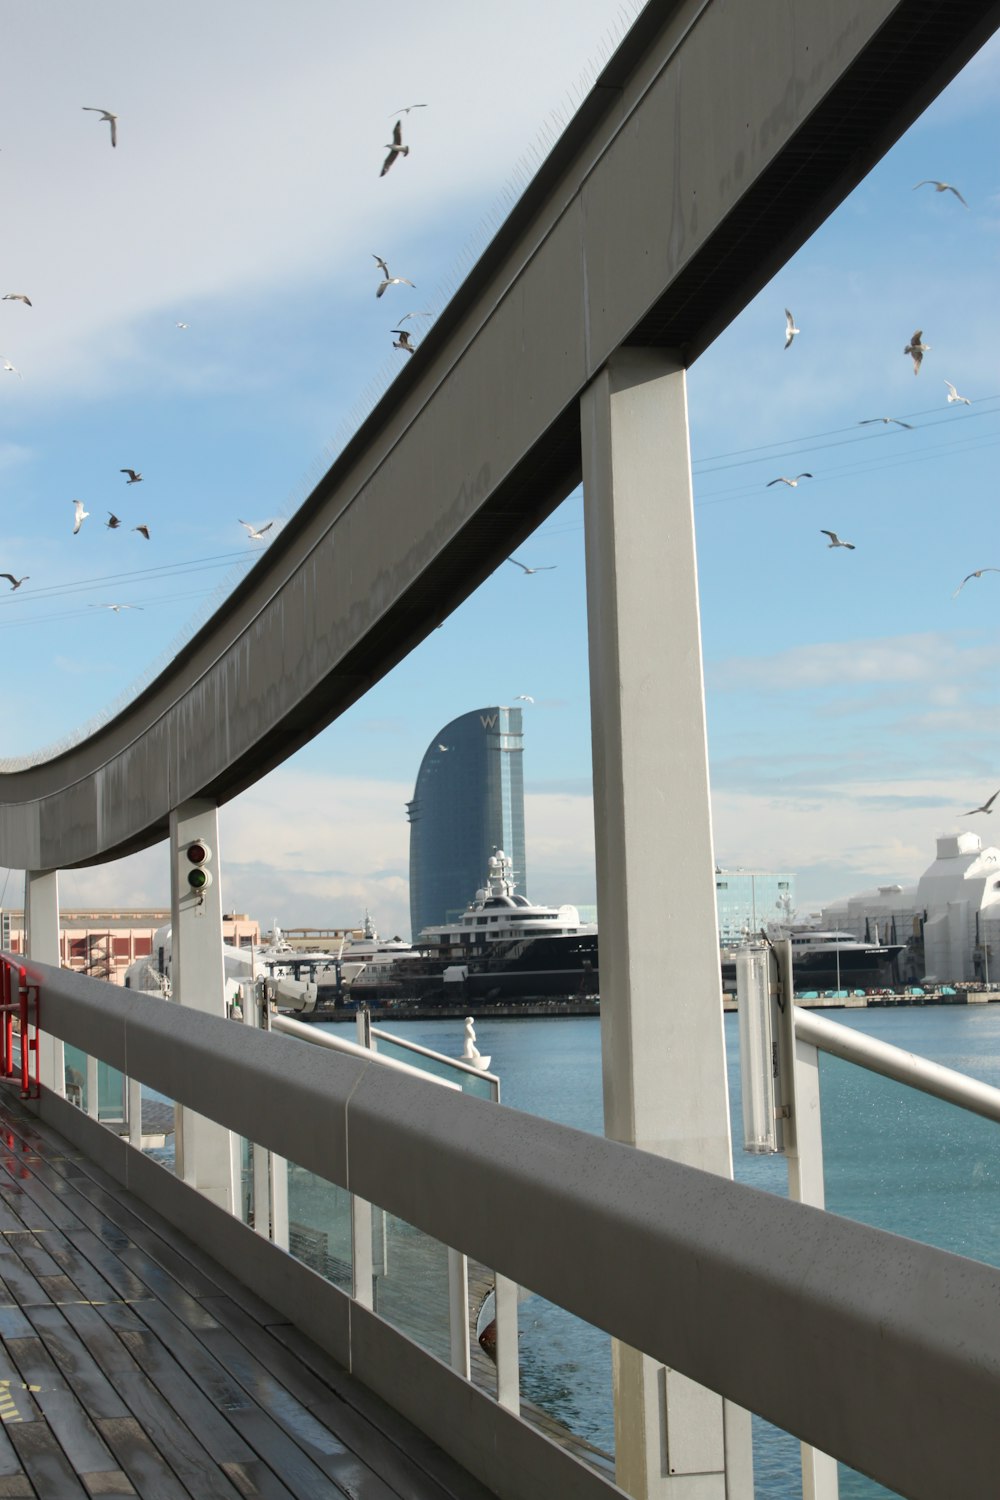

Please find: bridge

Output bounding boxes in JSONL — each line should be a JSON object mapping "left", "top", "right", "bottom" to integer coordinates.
{"left": 3, "top": 1, "right": 1000, "bottom": 1496}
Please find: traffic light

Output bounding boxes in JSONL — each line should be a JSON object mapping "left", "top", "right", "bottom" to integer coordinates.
{"left": 184, "top": 839, "right": 213, "bottom": 891}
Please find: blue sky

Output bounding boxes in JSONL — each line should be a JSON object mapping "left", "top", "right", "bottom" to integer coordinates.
{"left": 2, "top": 3, "right": 999, "bottom": 936}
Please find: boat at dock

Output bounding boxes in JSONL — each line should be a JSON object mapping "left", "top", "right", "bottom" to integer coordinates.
{"left": 347, "top": 850, "right": 599, "bottom": 1007}
{"left": 720, "top": 928, "right": 904, "bottom": 994}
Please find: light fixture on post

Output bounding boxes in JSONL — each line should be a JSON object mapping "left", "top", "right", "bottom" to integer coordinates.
{"left": 736, "top": 944, "right": 781, "bottom": 1154}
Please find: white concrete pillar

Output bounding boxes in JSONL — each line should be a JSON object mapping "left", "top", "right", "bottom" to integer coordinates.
{"left": 24, "top": 869, "right": 64, "bottom": 1094}
{"left": 581, "top": 349, "right": 752, "bottom": 1499}
{"left": 169, "top": 799, "right": 237, "bottom": 1213}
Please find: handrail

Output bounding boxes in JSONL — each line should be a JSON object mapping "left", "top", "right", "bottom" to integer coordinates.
{"left": 270, "top": 1011, "right": 459, "bottom": 1089}
{"left": 14, "top": 955, "right": 1000, "bottom": 1498}
{"left": 793, "top": 1006, "right": 1000, "bottom": 1125}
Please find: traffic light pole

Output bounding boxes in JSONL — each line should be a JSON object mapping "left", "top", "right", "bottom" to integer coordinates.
{"left": 169, "top": 797, "right": 238, "bottom": 1213}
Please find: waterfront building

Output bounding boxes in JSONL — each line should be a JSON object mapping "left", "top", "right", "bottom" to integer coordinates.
{"left": 0, "top": 907, "right": 259, "bottom": 984}
{"left": 714, "top": 867, "right": 795, "bottom": 943}
{"left": 407, "top": 706, "right": 525, "bottom": 940}
{"left": 820, "top": 831, "right": 1000, "bottom": 982}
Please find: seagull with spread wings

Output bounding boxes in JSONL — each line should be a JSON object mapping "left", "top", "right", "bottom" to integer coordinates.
{"left": 953, "top": 569, "right": 1000, "bottom": 598}
{"left": 507, "top": 557, "right": 556, "bottom": 574}
{"left": 73, "top": 501, "right": 89, "bottom": 534}
{"left": 0, "top": 574, "right": 28, "bottom": 590}
{"left": 964, "top": 790, "right": 1000, "bottom": 815}
{"left": 82, "top": 107, "right": 118, "bottom": 147}
{"left": 767, "top": 474, "right": 812, "bottom": 488}
{"left": 380, "top": 120, "right": 409, "bottom": 176}
{"left": 945, "top": 381, "right": 971, "bottom": 406}
{"left": 913, "top": 179, "right": 967, "bottom": 206}
{"left": 133, "top": 525, "right": 150, "bottom": 540}
{"left": 95, "top": 603, "right": 143, "bottom": 613}
{"left": 784, "top": 309, "right": 799, "bottom": 348}
{"left": 373, "top": 255, "right": 415, "bottom": 298}
{"left": 391, "top": 329, "right": 415, "bottom": 354}
{"left": 120, "top": 468, "right": 142, "bottom": 484}
{"left": 2, "top": 294, "right": 31, "bottom": 307}
{"left": 859, "top": 417, "right": 914, "bottom": 430}
{"left": 106, "top": 512, "right": 121, "bottom": 530}
{"left": 904, "top": 330, "right": 930, "bottom": 374}
{"left": 821, "top": 530, "right": 854, "bottom": 550}
{"left": 240, "top": 519, "right": 273, "bottom": 541}
{"left": 1, "top": 356, "right": 21, "bottom": 379}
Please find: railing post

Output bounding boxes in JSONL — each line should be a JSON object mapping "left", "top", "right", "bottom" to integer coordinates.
{"left": 494, "top": 1273, "right": 520, "bottom": 1414}
{"left": 774, "top": 944, "right": 839, "bottom": 1500}
{"left": 24, "top": 870, "right": 63, "bottom": 1096}
{"left": 448, "top": 1248, "right": 471, "bottom": 1379}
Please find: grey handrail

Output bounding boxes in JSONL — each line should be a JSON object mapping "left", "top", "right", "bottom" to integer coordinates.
{"left": 22, "top": 957, "right": 1000, "bottom": 1498}
{"left": 794, "top": 1006, "right": 1000, "bottom": 1125}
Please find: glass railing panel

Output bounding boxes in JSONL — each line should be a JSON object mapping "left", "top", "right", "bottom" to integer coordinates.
{"left": 371, "top": 1211, "right": 451, "bottom": 1363}
{"left": 285, "top": 1161, "right": 352, "bottom": 1293}
{"left": 369, "top": 1026, "right": 499, "bottom": 1100}
{"left": 517, "top": 1294, "right": 614, "bottom": 1475}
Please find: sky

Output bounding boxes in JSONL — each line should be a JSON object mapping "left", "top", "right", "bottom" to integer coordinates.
{"left": 1, "top": 2, "right": 1000, "bottom": 939}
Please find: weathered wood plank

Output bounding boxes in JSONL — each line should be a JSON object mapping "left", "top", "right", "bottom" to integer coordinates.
{"left": 25, "top": 1304, "right": 132, "bottom": 1421}
{"left": 6, "top": 1419, "right": 91, "bottom": 1499}
{"left": 95, "top": 1418, "right": 193, "bottom": 1500}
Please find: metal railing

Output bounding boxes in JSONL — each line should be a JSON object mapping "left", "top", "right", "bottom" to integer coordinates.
{"left": 6, "top": 955, "right": 1000, "bottom": 1500}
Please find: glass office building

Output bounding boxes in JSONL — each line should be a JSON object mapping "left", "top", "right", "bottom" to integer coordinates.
{"left": 715, "top": 868, "right": 795, "bottom": 944}
{"left": 407, "top": 706, "right": 526, "bottom": 940}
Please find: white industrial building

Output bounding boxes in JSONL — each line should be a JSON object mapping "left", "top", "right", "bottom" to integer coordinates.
{"left": 821, "top": 831, "right": 1000, "bottom": 983}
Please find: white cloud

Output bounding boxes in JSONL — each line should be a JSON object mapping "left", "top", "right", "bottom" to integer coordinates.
{"left": 709, "top": 632, "right": 1000, "bottom": 690}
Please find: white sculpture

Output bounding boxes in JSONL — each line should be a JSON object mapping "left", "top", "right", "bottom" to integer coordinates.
{"left": 462, "top": 1016, "right": 491, "bottom": 1071}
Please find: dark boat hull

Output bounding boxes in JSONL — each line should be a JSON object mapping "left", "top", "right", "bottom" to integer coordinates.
{"left": 350, "top": 934, "right": 599, "bottom": 1006}
{"left": 721, "top": 944, "right": 903, "bottom": 994}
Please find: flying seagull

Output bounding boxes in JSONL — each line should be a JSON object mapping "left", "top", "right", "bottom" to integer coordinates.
{"left": 767, "top": 473, "right": 813, "bottom": 488}
{"left": 859, "top": 417, "right": 914, "bottom": 429}
{"left": 95, "top": 603, "right": 143, "bottom": 613}
{"left": 0, "top": 574, "right": 28, "bottom": 590}
{"left": 784, "top": 309, "right": 799, "bottom": 349}
{"left": 437, "top": 743, "right": 450, "bottom": 752}
{"left": 1, "top": 356, "right": 21, "bottom": 379}
{"left": 380, "top": 120, "right": 409, "bottom": 176}
{"left": 904, "top": 330, "right": 929, "bottom": 374}
{"left": 953, "top": 568, "right": 1000, "bottom": 598}
{"left": 913, "top": 179, "right": 967, "bottom": 206}
{"left": 106, "top": 512, "right": 121, "bottom": 529}
{"left": 73, "top": 501, "right": 89, "bottom": 534}
{"left": 391, "top": 329, "right": 415, "bottom": 354}
{"left": 82, "top": 107, "right": 118, "bottom": 147}
{"left": 132, "top": 524, "right": 150, "bottom": 540}
{"left": 395, "top": 310, "right": 432, "bottom": 324}
{"left": 2, "top": 294, "right": 31, "bottom": 307}
{"left": 390, "top": 104, "right": 427, "bottom": 116}
{"left": 507, "top": 557, "right": 556, "bottom": 574}
{"left": 821, "top": 530, "right": 855, "bottom": 550}
{"left": 945, "top": 381, "right": 971, "bottom": 406}
{"left": 373, "top": 256, "right": 415, "bottom": 298}
{"left": 120, "top": 468, "right": 142, "bottom": 483}
{"left": 175, "top": 322, "right": 188, "bottom": 329}
{"left": 239, "top": 519, "right": 273, "bottom": 541}
{"left": 515, "top": 695, "right": 535, "bottom": 703}
{"left": 964, "top": 789, "right": 1000, "bottom": 815}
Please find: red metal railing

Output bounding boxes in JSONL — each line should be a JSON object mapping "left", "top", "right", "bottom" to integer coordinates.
{"left": 0, "top": 955, "right": 40, "bottom": 1099}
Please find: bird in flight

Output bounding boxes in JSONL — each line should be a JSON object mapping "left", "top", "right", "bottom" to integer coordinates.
{"left": 821, "top": 530, "right": 854, "bottom": 550}
{"left": 391, "top": 329, "right": 415, "bottom": 355}
{"left": 175, "top": 322, "right": 188, "bottom": 329}
{"left": 390, "top": 104, "right": 427, "bottom": 116}
{"left": 437, "top": 743, "right": 450, "bottom": 752}
{"left": 120, "top": 468, "right": 142, "bottom": 484}
{"left": 913, "top": 179, "right": 967, "bottom": 206}
{"left": 953, "top": 568, "right": 1000, "bottom": 598}
{"left": 515, "top": 695, "right": 534, "bottom": 703}
{"left": 381, "top": 120, "right": 409, "bottom": 176}
{"left": 133, "top": 524, "right": 150, "bottom": 540}
{"left": 395, "top": 310, "right": 432, "bottom": 325}
{"left": 95, "top": 603, "right": 143, "bottom": 613}
{"left": 767, "top": 473, "right": 812, "bottom": 488}
{"left": 73, "top": 501, "right": 89, "bottom": 534}
{"left": 859, "top": 417, "right": 914, "bottom": 430}
{"left": 964, "top": 789, "right": 1000, "bottom": 815}
{"left": 373, "top": 256, "right": 415, "bottom": 298}
{"left": 904, "top": 330, "right": 929, "bottom": 373}
{"left": 106, "top": 512, "right": 121, "bottom": 529}
{"left": 784, "top": 309, "right": 799, "bottom": 348}
{"left": 2, "top": 294, "right": 31, "bottom": 307}
{"left": 945, "top": 381, "right": 971, "bottom": 406}
{"left": 240, "top": 519, "right": 273, "bottom": 541}
{"left": 1, "top": 356, "right": 21, "bottom": 379}
{"left": 82, "top": 107, "right": 118, "bottom": 147}
{"left": 507, "top": 558, "right": 556, "bottom": 574}
{"left": 0, "top": 574, "right": 28, "bottom": 590}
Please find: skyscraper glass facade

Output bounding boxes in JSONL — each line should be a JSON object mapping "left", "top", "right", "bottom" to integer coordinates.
{"left": 715, "top": 868, "right": 795, "bottom": 944}
{"left": 407, "top": 706, "right": 526, "bottom": 940}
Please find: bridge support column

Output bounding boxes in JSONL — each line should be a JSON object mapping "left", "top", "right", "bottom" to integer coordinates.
{"left": 581, "top": 350, "right": 752, "bottom": 1499}
{"left": 170, "top": 799, "right": 238, "bottom": 1214}
{"left": 24, "top": 870, "right": 64, "bottom": 1094}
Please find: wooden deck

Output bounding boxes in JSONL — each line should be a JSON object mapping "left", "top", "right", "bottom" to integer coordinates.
{"left": 0, "top": 1090, "right": 497, "bottom": 1500}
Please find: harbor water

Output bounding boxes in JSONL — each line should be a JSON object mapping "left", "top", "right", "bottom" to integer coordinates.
{"left": 347, "top": 1007, "right": 1000, "bottom": 1499}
